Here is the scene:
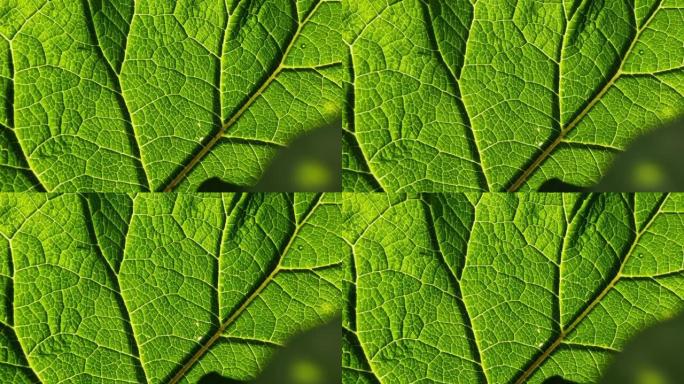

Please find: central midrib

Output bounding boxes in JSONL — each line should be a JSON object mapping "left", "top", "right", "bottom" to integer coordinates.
{"left": 166, "top": 194, "right": 323, "bottom": 384}
{"left": 161, "top": 2, "right": 326, "bottom": 192}
{"left": 513, "top": 194, "right": 669, "bottom": 384}
{"left": 506, "top": 1, "right": 662, "bottom": 192}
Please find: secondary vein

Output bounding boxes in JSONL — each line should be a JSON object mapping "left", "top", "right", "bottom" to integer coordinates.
{"left": 80, "top": 195, "right": 149, "bottom": 383}
{"left": 421, "top": 195, "right": 487, "bottom": 384}
{"left": 162, "top": 1, "right": 327, "bottom": 192}
{"left": 82, "top": 0, "right": 150, "bottom": 191}
{"left": 3, "top": 38, "right": 46, "bottom": 192}
{"left": 343, "top": 327, "right": 383, "bottom": 384}
{"left": 420, "top": 0, "right": 489, "bottom": 190}
{"left": 167, "top": 194, "right": 324, "bottom": 383}
{"left": 5, "top": 243, "right": 43, "bottom": 383}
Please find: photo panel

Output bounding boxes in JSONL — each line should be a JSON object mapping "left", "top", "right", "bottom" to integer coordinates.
{"left": 0, "top": 193, "right": 343, "bottom": 382}
{"left": 342, "top": 1, "right": 684, "bottom": 192}
{"left": 1, "top": 0, "right": 342, "bottom": 192}
{"left": 342, "top": 193, "right": 684, "bottom": 383}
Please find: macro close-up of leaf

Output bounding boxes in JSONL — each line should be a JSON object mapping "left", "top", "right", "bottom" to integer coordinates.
{"left": 343, "top": 0, "right": 684, "bottom": 192}
{"left": 0, "top": 193, "right": 342, "bottom": 383}
{"left": 342, "top": 193, "right": 684, "bottom": 383}
{"left": 0, "top": 0, "right": 341, "bottom": 192}
{"left": 2, "top": 1, "right": 683, "bottom": 383}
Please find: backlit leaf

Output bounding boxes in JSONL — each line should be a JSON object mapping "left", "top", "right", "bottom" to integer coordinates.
{"left": 343, "top": 193, "right": 684, "bottom": 383}
{"left": 343, "top": 1, "right": 684, "bottom": 191}
{"left": 0, "top": 193, "right": 342, "bottom": 383}
{"left": 0, "top": 0, "right": 341, "bottom": 192}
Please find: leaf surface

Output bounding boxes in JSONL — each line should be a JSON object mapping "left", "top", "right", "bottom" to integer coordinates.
{"left": 0, "top": 193, "right": 342, "bottom": 383}
{"left": 342, "top": 193, "right": 684, "bottom": 383}
{"left": 0, "top": 0, "right": 341, "bottom": 192}
{"left": 343, "top": 0, "right": 684, "bottom": 191}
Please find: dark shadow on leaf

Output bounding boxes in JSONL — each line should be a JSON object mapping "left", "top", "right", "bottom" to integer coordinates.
{"left": 542, "top": 376, "right": 578, "bottom": 384}
{"left": 198, "top": 372, "right": 244, "bottom": 384}
{"left": 198, "top": 178, "right": 251, "bottom": 192}
{"left": 538, "top": 178, "right": 587, "bottom": 192}
{"left": 199, "top": 316, "right": 341, "bottom": 384}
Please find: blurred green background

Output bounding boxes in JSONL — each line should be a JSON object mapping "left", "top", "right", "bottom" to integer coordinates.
{"left": 199, "top": 119, "right": 341, "bottom": 192}
{"left": 541, "top": 312, "right": 684, "bottom": 384}
{"left": 540, "top": 117, "right": 684, "bottom": 192}
{"left": 600, "top": 312, "right": 684, "bottom": 384}
{"left": 198, "top": 316, "right": 341, "bottom": 384}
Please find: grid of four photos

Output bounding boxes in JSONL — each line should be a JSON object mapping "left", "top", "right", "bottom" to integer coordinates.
{"left": 1, "top": 1, "right": 683, "bottom": 383}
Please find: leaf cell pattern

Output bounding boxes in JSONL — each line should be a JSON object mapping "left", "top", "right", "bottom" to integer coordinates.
{"left": 0, "top": 0, "right": 341, "bottom": 192}
{"left": 343, "top": 193, "right": 684, "bottom": 383}
{"left": 343, "top": 0, "right": 684, "bottom": 192}
{"left": 0, "top": 193, "right": 342, "bottom": 383}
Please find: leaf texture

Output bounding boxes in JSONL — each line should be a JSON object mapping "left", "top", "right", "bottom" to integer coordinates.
{"left": 343, "top": 0, "right": 684, "bottom": 192}
{"left": 342, "top": 193, "right": 684, "bottom": 383}
{"left": 0, "top": 193, "right": 342, "bottom": 383}
{"left": 0, "top": 0, "right": 341, "bottom": 192}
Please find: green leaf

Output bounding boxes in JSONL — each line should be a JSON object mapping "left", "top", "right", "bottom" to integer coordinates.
{"left": 0, "top": 193, "right": 342, "bottom": 383}
{"left": 343, "top": 1, "right": 684, "bottom": 192}
{"left": 0, "top": 0, "right": 341, "bottom": 192}
{"left": 342, "top": 193, "right": 684, "bottom": 383}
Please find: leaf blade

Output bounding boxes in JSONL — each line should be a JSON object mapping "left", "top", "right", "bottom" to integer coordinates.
{"left": 343, "top": 193, "right": 684, "bottom": 383}
{"left": 345, "top": 0, "right": 684, "bottom": 191}
{"left": 0, "top": 193, "right": 342, "bottom": 383}
{"left": 1, "top": 0, "right": 341, "bottom": 192}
